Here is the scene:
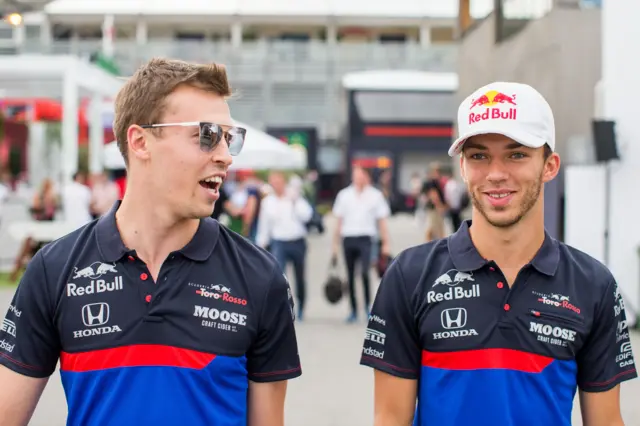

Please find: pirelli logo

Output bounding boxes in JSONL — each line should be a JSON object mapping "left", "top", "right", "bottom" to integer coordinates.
{"left": 365, "top": 328, "right": 386, "bottom": 345}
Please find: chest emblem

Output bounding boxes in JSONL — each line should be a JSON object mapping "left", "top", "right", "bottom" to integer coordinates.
{"left": 427, "top": 270, "right": 481, "bottom": 304}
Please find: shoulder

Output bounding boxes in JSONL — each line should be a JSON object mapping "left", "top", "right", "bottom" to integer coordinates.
{"left": 32, "top": 219, "right": 102, "bottom": 287}
{"left": 368, "top": 186, "right": 385, "bottom": 197}
{"left": 217, "top": 225, "right": 281, "bottom": 287}
{"left": 339, "top": 186, "right": 355, "bottom": 196}
{"left": 261, "top": 194, "right": 276, "bottom": 205}
{"left": 558, "top": 242, "right": 616, "bottom": 290}
{"left": 388, "top": 238, "right": 451, "bottom": 294}
{"left": 333, "top": 188, "right": 350, "bottom": 205}
{"left": 394, "top": 239, "right": 450, "bottom": 272}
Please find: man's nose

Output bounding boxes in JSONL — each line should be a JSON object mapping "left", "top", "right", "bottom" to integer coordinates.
{"left": 486, "top": 159, "right": 509, "bottom": 182}
{"left": 212, "top": 140, "right": 233, "bottom": 167}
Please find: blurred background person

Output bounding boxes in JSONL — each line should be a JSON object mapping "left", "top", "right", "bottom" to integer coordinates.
{"left": 443, "top": 168, "right": 469, "bottom": 233}
{"left": 9, "top": 177, "right": 58, "bottom": 281}
{"left": 61, "top": 171, "right": 92, "bottom": 227}
{"left": 332, "top": 166, "right": 390, "bottom": 323}
{"left": 90, "top": 172, "right": 120, "bottom": 219}
{"left": 422, "top": 162, "right": 448, "bottom": 242}
{"left": 29, "top": 177, "right": 58, "bottom": 222}
{"left": 302, "top": 170, "right": 325, "bottom": 234}
{"left": 210, "top": 184, "right": 238, "bottom": 223}
{"left": 228, "top": 171, "right": 262, "bottom": 242}
{"left": 256, "top": 171, "right": 313, "bottom": 320}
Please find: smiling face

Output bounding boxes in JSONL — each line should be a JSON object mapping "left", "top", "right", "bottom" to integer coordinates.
{"left": 127, "top": 85, "right": 234, "bottom": 219}
{"left": 460, "top": 133, "right": 560, "bottom": 228}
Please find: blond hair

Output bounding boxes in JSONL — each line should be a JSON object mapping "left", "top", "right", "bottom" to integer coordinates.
{"left": 113, "top": 57, "right": 232, "bottom": 165}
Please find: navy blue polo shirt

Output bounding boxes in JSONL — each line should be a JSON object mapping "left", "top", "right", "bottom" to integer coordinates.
{"left": 361, "top": 220, "right": 637, "bottom": 426}
{"left": 0, "top": 202, "right": 301, "bottom": 426}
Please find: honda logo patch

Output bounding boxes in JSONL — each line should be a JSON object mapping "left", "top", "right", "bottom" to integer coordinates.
{"left": 441, "top": 308, "right": 467, "bottom": 330}
{"left": 82, "top": 303, "right": 110, "bottom": 327}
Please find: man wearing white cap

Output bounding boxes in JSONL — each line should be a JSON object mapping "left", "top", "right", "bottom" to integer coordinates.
{"left": 360, "top": 82, "right": 636, "bottom": 426}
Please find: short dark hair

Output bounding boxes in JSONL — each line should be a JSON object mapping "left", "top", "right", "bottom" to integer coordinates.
{"left": 353, "top": 165, "right": 372, "bottom": 178}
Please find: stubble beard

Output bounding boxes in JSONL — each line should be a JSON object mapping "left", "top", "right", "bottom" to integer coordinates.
{"left": 471, "top": 172, "right": 543, "bottom": 229}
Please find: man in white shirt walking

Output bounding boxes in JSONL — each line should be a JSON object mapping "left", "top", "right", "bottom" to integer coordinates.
{"left": 256, "top": 171, "right": 313, "bottom": 320}
{"left": 332, "top": 166, "right": 391, "bottom": 323}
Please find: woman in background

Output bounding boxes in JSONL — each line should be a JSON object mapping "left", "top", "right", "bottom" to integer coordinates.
{"left": 9, "top": 178, "right": 58, "bottom": 281}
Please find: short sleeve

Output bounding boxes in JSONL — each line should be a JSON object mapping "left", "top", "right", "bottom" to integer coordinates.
{"left": 577, "top": 279, "right": 637, "bottom": 392}
{"left": 375, "top": 191, "right": 391, "bottom": 219}
{"left": 247, "top": 268, "right": 301, "bottom": 382}
{"left": 0, "top": 251, "right": 60, "bottom": 378}
{"left": 360, "top": 258, "right": 421, "bottom": 379}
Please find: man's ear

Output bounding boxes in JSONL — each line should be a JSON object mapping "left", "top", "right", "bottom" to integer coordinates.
{"left": 127, "top": 125, "right": 151, "bottom": 162}
{"left": 542, "top": 152, "right": 561, "bottom": 183}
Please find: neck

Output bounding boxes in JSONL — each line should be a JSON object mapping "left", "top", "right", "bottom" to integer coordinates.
{"left": 469, "top": 204, "right": 545, "bottom": 270}
{"left": 115, "top": 180, "right": 199, "bottom": 268}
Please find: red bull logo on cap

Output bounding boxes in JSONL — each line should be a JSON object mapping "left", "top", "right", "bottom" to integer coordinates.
{"left": 468, "top": 90, "right": 517, "bottom": 125}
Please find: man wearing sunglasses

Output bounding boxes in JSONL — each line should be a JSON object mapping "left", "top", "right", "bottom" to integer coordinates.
{"left": 0, "top": 58, "right": 301, "bottom": 426}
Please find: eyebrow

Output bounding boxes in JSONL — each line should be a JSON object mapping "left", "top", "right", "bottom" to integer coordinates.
{"left": 464, "top": 141, "right": 524, "bottom": 151}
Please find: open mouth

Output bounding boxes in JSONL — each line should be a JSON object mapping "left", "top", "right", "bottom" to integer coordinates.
{"left": 199, "top": 176, "right": 223, "bottom": 193}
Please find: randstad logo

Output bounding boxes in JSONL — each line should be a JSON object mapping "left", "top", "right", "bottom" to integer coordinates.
{"left": 468, "top": 90, "right": 517, "bottom": 124}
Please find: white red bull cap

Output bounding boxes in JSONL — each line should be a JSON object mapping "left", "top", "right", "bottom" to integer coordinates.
{"left": 448, "top": 81, "right": 555, "bottom": 157}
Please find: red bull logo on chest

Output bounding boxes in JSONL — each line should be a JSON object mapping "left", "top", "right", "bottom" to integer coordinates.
{"left": 468, "top": 90, "right": 517, "bottom": 124}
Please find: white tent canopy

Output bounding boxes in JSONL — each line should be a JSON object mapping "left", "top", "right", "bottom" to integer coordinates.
{"left": 103, "top": 120, "right": 306, "bottom": 171}
{"left": 231, "top": 120, "right": 306, "bottom": 170}
{"left": 0, "top": 55, "right": 124, "bottom": 186}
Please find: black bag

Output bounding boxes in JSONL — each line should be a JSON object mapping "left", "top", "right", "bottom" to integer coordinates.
{"left": 324, "top": 255, "right": 345, "bottom": 304}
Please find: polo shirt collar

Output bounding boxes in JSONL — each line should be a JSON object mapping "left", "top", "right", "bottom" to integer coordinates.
{"left": 97, "top": 201, "right": 220, "bottom": 263}
{"left": 448, "top": 220, "right": 560, "bottom": 276}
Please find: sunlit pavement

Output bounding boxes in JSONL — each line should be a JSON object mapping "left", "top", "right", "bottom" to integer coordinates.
{"left": 0, "top": 213, "right": 638, "bottom": 425}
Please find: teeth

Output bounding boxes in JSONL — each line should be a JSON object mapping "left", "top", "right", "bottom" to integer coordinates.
{"left": 204, "top": 176, "right": 223, "bottom": 184}
{"left": 489, "top": 193, "right": 510, "bottom": 199}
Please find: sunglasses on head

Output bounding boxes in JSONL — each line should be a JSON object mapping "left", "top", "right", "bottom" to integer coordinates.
{"left": 139, "top": 121, "right": 246, "bottom": 156}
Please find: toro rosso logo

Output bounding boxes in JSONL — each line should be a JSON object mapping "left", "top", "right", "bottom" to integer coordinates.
{"left": 196, "top": 285, "right": 248, "bottom": 306}
{"left": 468, "top": 90, "right": 517, "bottom": 124}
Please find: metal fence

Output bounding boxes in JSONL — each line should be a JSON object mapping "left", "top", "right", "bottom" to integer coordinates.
{"left": 15, "top": 39, "right": 458, "bottom": 138}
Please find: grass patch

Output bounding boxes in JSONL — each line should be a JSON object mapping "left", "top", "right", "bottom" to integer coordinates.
{"left": 316, "top": 203, "right": 333, "bottom": 216}
{"left": 0, "top": 273, "right": 19, "bottom": 287}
